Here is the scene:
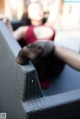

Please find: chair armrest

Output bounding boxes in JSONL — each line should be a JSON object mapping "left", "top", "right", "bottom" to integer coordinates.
{"left": 0, "top": 21, "right": 43, "bottom": 101}
{"left": 22, "top": 89, "right": 80, "bottom": 119}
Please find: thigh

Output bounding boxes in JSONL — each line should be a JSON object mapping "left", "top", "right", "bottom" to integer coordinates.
{"left": 32, "top": 53, "right": 65, "bottom": 79}
{"left": 44, "top": 53, "right": 65, "bottom": 79}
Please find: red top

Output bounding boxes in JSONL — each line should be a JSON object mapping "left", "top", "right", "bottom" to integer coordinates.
{"left": 24, "top": 25, "right": 55, "bottom": 44}
{"left": 24, "top": 25, "right": 56, "bottom": 89}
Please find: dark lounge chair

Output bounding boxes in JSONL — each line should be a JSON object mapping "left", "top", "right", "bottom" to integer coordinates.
{"left": 0, "top": 21, "right": 80, "bottom": 119}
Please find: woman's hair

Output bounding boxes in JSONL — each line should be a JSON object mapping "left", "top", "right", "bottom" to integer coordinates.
{"left": 21, "top": 1, "right": 46, "bottom": 25}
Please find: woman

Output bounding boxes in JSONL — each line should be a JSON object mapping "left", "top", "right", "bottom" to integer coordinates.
{"left": 13, "top": 2, "right": 56, "bottom": 41}
{"left": 15, "top": 2, "right": 64, "bottom": 88}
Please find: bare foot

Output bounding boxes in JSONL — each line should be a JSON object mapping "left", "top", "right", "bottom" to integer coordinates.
{"left": 16, "top": 43, "right": 44, "bottom": 65}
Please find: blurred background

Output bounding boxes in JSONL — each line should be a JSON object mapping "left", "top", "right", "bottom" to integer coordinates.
{"left": 0, "top": 0, "right": 80, "bottom": 29}
{"left": 0, "top": 0, "right": 58, "bottom": 19}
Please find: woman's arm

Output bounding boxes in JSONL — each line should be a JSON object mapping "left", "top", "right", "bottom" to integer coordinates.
{"left": 0, "top": 16, "right": 13, "bottom": 31}
{"left": 0, "top": 16, "right": 28, "bottom": 41}
{"left": 54, "top": 46, "right": 80, "bottom": 71}
{"left": 46, "top": 1, "right": 64, "bottom": 29}
{"left": 13, "top": 26, "right": 28, "bottom": 41}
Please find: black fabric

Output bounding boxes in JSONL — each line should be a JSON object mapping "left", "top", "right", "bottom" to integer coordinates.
{"left": 11, "top": 20, "right": 22, "bottom": 30}
{"left": 33, "top": 53, "right": 65, "bottom": 80}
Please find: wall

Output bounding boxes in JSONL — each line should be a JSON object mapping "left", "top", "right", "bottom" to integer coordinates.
{"left": 0, "top": 0, "right": 4, "bottom": 14}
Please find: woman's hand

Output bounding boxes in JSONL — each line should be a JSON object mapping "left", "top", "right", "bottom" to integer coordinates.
{"left": 0, "top": 16, "right": 13, "bottom": 31}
